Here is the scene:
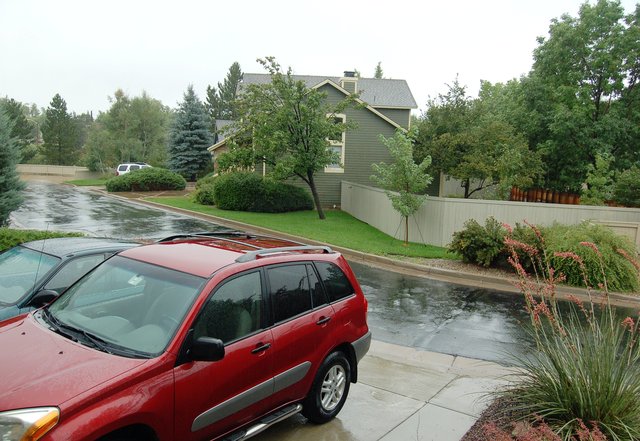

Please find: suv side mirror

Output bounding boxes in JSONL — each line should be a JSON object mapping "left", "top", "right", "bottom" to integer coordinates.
{"left": 28, "top": 289, "right": 60, "bottom": 308}
{"left": 190, "top": 337, "right": 225, "bottom": 362}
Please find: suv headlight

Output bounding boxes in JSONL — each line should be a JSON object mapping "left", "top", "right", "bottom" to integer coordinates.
{"left": 0, "top": 407, "right": 59, "bottom": 441}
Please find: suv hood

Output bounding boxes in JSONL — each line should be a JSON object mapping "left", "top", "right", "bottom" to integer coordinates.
{"left": 0, "top": 314, "right": 148, "bottom": 410}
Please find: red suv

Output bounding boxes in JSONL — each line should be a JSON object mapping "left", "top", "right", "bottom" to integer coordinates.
{"left": 0, "top": 233, "right": 370, "bottom": 441}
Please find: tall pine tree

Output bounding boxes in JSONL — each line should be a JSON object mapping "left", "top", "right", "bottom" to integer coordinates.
{"left": 0, "top": 98, "right": 34, "bottom": 160}
{"left": 41, "top": 94, "right": 78, "bottom": 165}
{"left": 374, "top": 62, "right": 384, "bottom": 79}
{"left": 206, "top": 62, "right": 243, "bottom": 126}
{"left": 0, "top": 110, "right": 24, "bottom": 226}
{"left": 168, "top": 86, "right": 214, "bottom": 180}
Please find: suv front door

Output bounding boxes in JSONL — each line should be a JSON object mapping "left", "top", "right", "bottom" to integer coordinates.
{"left": 174, "top": 270, "right": 274, "bottom": 440}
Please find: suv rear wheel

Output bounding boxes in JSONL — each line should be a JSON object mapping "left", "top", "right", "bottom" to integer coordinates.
{"left": 302, "top": 351, "right": 351, "bottom": 423}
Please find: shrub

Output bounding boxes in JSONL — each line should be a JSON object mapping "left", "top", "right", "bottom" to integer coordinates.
{"left": 0, "top": 228, "right": 83, "bottom": 252}
{"left": 449, "top": 217, "right": 506, "bottom": 267}
{"left": 195, "top": 173, "right": 216, "bottom": 189}
{"left": 499, "top": 229, "right": 640, "bottom": 441}
{"left": 105, "top": 168, "right": 186, "bottom": 192}
{"left": 192, "top": 184, "right": 216, "bottom": 206}
{"left": 450, "top": 218, "right": 639, "bottom": 292}
{"left": 212, "top": 172, "right": 313, "bottom": 213}
{"left": 613, "top": 166, "right": 640, "bottom": 208}
{"left": 544, "top": 222, "right": 639, "bottom": 292}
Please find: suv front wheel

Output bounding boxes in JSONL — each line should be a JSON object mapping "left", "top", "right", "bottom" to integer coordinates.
{"left": 302, "top": 351, "right": 351, "bottom": 423}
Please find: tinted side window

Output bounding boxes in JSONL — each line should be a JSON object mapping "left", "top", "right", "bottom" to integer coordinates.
{"left": 44, "top": 254, "right": 106, "bottom": 293}
{"left": 307, "top": 264, "right": 327, "bottom": 308}
{"left": 194, "top": 271, "right": 263, "bottom": 344}
{"left": 315, "top": 262, "right": 354, "bottom": 302}
{"left": 268, "top": 265, "right": 312, "bottom": 323}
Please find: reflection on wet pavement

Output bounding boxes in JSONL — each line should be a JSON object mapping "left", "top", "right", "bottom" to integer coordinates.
{"left": 10, "top": 181, "right": 228, "bottom": 239}
{"left": 349, "top": 261, "right": 534, "bottom": 363}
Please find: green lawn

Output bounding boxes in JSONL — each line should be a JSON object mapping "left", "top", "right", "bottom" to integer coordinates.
{"left": 147, "top": 197, "right": 457, "bottom": 259}
{"left": 65, "top": 178, "right": 109, "bottom": 186}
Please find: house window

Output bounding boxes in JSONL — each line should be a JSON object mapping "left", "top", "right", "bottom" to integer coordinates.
{"left": 325, "top": 113, "right": 345, "bottom": 173}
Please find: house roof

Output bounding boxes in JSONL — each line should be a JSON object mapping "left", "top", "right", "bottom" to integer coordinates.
{"left": 242, "top": 73, "right": 417, "bottom": 109}
{"left": 215, "top": 119, "right": 234, "bottom": 132}
{"left": 215, "top": 119, "right": 234, "bottom": 143}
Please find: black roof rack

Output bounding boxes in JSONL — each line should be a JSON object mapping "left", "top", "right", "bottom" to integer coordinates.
{"left": 157, "top": 231, "right": 251, "bottom": 242}
{"left": 156, "top": 232, "right": 264, "bottom": 250}
{"left": 236, "top": 246, "right": 334, "bottom": 263}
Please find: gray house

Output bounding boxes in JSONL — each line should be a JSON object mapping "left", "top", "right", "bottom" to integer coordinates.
{"left": 209, "top": 71, "right": 428, "bottom": 207}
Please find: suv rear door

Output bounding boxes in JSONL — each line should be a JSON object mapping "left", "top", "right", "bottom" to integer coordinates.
{"left": 266, "top": 262, "right": 337, "bottom": 408}
{"left": 174, "top": 270, "right": 274, "bottom": 440}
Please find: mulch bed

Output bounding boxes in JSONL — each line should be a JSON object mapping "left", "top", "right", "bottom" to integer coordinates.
{"left": 460, "top": 396, "right": 522, "bottom": 441}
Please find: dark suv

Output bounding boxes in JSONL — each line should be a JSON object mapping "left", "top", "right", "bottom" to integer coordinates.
{"left": 0, "top": 233, "right": 370, "bottom": 441}
{"left": 0, "top": 237, "right": 138, "bottom": 321}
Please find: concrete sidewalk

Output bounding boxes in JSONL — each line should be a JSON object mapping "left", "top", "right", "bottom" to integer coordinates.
{"left": 257, "top": 340, "right": 514, "bottom": 441}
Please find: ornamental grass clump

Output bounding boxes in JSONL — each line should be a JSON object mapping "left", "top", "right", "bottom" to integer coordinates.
{"left": 495, "top": 223, "right": 640, "bottom": 441}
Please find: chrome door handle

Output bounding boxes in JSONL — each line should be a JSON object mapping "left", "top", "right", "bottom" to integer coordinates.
{"left": 316, "top": 316, "right": 331, "bottom": 326}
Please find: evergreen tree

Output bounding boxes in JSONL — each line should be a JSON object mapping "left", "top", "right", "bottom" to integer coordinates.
{"left": 0, "top": 110, "right": 24, "bottom": 226}
{"left": 168, "top": 85, "right": 214, "bottom": 180}
{"left": 374, "top": 62, "right": 384, "bottom": 79}
{"left": 218, "top": 62, "right": 243, "bottom": 120}
{"left": 41, "top": 94, "right": 78, "bottom": 165}
{"left": 0, "top": 98, "right": 33, "bottom": 160}
{"left": 205, "top": 62, "right": 243, "bottom": 126}
{"left": 73, "top": 112, "right": 94, "bottom": 149}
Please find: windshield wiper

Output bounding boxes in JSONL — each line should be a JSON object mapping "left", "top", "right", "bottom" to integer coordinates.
{"left": 42, "top": 308, "right": 77, "bottom": 340}
{"left": 41, "top": 309, "right": 151, "bottom": 359}
{"left": 42, "top": 309, "right": 114, "bottom": 354}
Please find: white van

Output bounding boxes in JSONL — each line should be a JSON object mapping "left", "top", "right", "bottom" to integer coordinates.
{"left": 116, "top": 162, "right": 151, "bottom": 176}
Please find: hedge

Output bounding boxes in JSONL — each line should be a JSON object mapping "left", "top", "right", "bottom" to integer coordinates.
{"left": 0, "top": 228, "right": 83, "bottom": 252}
{"left": 106, "top": 168, "right": 186, "bottom": 192}
{"left": 210, "top": 172, "right": 313, "bottom": 213}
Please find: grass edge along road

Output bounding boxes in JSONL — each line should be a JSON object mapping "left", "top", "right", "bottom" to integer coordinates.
{"left": 147, "top": 196, "right": 456, "bottom": 260}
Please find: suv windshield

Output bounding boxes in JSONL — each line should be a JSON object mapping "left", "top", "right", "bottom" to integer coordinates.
{"left": 0, "top": 246, "right": 60, "bottom": 305}
{"left": 48, "top": 256, "right": 204, "bottom": 357}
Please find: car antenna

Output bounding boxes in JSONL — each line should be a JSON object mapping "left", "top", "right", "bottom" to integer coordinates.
{"left": 33, "top": 222, "right": 50, "bottom": 291}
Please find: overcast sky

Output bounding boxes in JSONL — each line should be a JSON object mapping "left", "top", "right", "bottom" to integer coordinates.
{"left": 1, "top": 0, "right": 638, "bottom": 115}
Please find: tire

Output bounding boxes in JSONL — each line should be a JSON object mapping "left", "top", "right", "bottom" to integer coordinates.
{"left": 302, "top": 351, "right": 351, "bottom": 424}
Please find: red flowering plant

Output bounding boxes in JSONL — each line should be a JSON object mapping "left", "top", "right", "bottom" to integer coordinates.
{"left": 488, "top": 223, "right": 640, "bottom": 441}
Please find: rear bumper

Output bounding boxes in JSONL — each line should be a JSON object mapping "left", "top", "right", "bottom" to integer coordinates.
{"left": 352, "top": 331, "right": 371, "bottom": 364}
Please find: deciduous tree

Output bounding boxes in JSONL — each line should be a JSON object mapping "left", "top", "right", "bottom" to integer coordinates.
{"left": 371, "top": 130, "right": 432, "bottom": 245}
{"left": 525, "top": 0, "right": 640, "bottom": 190}
{"left": 84, "top": 90, "right": 170, "bottom": 171}
{"left": 225, "top": 57, "right": 355, "bottom": 219}
{"left": 415, "top": 79, "right": 542, "bottom": 198}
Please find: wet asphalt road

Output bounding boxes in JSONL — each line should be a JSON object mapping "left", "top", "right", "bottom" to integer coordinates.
{"left": 10, "top": 181, "right": 227, "bottom": 239}
{"left": 13, "top": 180, "right": 627, "bottom": 365}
